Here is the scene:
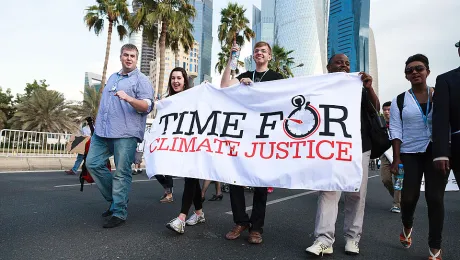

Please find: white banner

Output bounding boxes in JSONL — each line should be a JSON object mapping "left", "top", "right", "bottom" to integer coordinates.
{"left": 383, "top": 148, "right": 458, "bottom": 191}
{"left": 145, "top": 73, "right": 364, "bottom": 191}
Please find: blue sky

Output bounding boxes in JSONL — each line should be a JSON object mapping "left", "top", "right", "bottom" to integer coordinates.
{"left": 0, "top": 0, "right": 458, "bottom": 105}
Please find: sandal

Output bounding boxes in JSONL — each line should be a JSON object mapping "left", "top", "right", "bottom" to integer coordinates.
{"left": 428, "top": 249, "right": 442, "bottom": 260}
{"left": 399, "top": 227, "right": 412, "bottom": 248}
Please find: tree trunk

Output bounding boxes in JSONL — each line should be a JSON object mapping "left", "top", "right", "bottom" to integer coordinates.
{"left": 157, "top": 20, "right": 168, "bottom": 100}
{"left": 100, "top": 21, "right": 113, "bottom": 94}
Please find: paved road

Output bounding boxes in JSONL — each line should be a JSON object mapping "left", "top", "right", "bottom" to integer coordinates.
{"left": 1, "top": 170, "right": 459, "bottom": 260}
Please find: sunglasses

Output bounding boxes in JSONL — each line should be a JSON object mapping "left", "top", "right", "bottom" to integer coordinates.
{"left": 404, "top": 65, "right": 426, "bottom": 74}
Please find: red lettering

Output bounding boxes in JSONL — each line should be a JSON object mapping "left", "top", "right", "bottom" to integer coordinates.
{"left": 289, "top": 141, "right": 306, "bottom": 158}
{"left": 196, "top": 138, "right": 212, "bottom": 152}
{"left": 245, "top": 142, "right": 258, "bottom": 158}
{"left": 157, "top": 138, "right": 170, "bottom": 151}
{"left": 149, "top": 138, "right": 160, "bottom": 152}
{"left": 306, "top": 140, "right": 315, "bottom": 159}
{"left": 316, "top": 140, "right": 334, "bottom": 160}
{"left": 213, "top": 139, "right": 226, "bottom": 154}
{"left": 227, "top": 141, "right": 240, "bottom": 157}
{"left": 276, "top": 142, "right": 289, "bottom": 159}
{"left": 336, "top": 142, "right": 352, "bottom": 161}
{"left": 169, "top": 137, "right": 179, "bottom": 151}
{"left": 259, "top": 142, "right": 275, "bottom": 159}
{"left": 178, "top": 137, "right": 197, "bottom": 152}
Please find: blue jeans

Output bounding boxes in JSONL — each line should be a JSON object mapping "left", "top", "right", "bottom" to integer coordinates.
{"left": 86, "top": 134, "right": 137, "bottom": 220}
{"left": 71, "top": 154, "right": 85, "bottom": 173}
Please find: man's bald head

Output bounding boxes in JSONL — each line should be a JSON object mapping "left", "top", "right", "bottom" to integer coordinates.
{"left": 327, "top": 54, "right": 350, "bottom": 73}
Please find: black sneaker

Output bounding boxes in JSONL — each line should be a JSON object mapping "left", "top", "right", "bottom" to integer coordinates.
{"left": 103, "top": 216, "right": 125, "bottom": 228}
{"left": 101, "top": 209, "right": 113, "bottom": 218}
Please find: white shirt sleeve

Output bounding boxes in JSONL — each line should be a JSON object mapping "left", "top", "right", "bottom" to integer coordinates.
{"left": 389, "top": 97, "right": 403, "bottom": 141}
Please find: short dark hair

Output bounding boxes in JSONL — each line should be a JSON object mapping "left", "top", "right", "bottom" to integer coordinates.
{"left": 167, "top": 67, "right": 190, "bottom": 96}
{"left": 405, "top": 54, "right": 429, "bottom": 70}
{"left": 120, "top": 43, "right": 139, "bottom": 57}
{"left": 382, "top": 101, "right": 391, "bottom": 109}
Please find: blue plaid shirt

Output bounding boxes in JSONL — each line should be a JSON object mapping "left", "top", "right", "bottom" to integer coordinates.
{"left": 95, "top": 68, "right": 154, "bottom": 142}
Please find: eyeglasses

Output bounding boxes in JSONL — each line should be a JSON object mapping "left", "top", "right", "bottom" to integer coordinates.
{"left": 404, "top": 65, "right": 426, "bottom": 74}
{"left": 254, "top": 49, "right": 268, "bottom": 54}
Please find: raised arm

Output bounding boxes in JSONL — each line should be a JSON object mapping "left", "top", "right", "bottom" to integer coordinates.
{"left": 220, "top": 45, "right": 241, "bottom": 88}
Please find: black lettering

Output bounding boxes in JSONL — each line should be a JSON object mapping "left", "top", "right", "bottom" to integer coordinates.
{"left": 172, "top": 111, "right": 189, "bottom": 135}
{"left": 318, "top": 105, "right": 351, "bottom": 138}
{"left": 256, "top": 111, "right": 283, "bottom": 138}
{"left": 184, "top": 111, "right": 221, "bottom": 136}
{"left": 159, "top": 113, "right": 178, "bottom": 135}
{"left": 220, "top": 112, "right": 247, "bottom": 138}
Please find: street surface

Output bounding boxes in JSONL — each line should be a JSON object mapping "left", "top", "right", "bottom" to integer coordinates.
{"left": 1, "top": 170, "right": 459, "bottom": 259}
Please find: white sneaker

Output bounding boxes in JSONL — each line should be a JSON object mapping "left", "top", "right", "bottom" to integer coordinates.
{"left": 185, "top": 212, "right": 205, "bottom": 226}
{"left": 166, "top": 217, "right": 185, "bottom": 234}
{"left": 390, "top": 206, "right": 401, "bottom": 213}
{"left": 306, "top": 240, "right": 333, "bottom": 256}
{"left": 345, "top": 240, "right": 360, "bottom": 255}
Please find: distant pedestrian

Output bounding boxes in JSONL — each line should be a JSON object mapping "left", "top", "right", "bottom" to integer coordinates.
{"left": 132, "top": 141, "right": 144, "bottom": 175}
{"left": 65, "top": 117, "right": 93, "bottom": 175}
{"left": 379, "top": 101, "right": 401, "bottom": 213}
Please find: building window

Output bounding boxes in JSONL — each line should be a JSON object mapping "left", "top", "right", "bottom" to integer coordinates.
{"left": 183, "top": 62, "right": 186, "bottom": 69}
{"left": 189, "top": 64, "right": 193, "bottom": 72}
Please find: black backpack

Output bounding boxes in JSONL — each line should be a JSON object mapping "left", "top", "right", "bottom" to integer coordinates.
{"left": 366, "top": 94, "right": 391, "bottom": 159}
{"left": 396, "top": 87, "right": 434, "bottom": 121}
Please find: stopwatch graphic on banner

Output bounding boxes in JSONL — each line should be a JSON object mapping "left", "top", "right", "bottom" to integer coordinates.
{"left": 282, "top": 95, "right": 321, "bottom": 140}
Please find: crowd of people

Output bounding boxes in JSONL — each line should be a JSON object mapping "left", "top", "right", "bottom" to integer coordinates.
{"left": 69, "top": 39, "right": 459, "bottom": 260}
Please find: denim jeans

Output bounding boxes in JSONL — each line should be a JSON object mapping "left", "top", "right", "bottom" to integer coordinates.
{"left": 86, "top": 134, "right": 137, "bottom": 220}
{"left": 71, "top": 154, "right": 85, "bottom": 173}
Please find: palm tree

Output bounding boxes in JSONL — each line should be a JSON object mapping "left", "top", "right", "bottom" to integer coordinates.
{"left": 217, "top": 3, "right": 255, "bottom": 78}
{"left": 215, "top": 46, "right": 244, "bottom": 75}
{"left": 70, "top": 86, "right": 102, "bottom": 122}
{"left": 9, "top": 89, "right": 78, "bottom": 133}
{"left": 130, "top": 0, "right": 196, "bottom": 98}
{"left": 84, "top": 0, "right": 130, "bottom": 93}
{"left": 269, "top": 44, "right": 296, "bottom": 78}
{"left": 167, "top": 12, "right": 195, "bottom": 67}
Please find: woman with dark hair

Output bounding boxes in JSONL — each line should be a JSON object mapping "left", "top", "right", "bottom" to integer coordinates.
{"left": 389, "top": 54, "right": 446, "bottom": 260}
{"left": 154, "top": 68, "right": 192, "bottom": 203}
{"left": 164, "top": 67, "right": 205, "bottom": 234}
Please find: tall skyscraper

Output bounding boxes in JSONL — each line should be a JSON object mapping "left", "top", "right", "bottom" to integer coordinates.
{"left": 261, "top": 0, "right": 276, "bottom": 46}
{"left": 191, "top": 0, "right": 213, "bottom": 85}
{"left": 150, "top": 41, "right": 200, "bottom": 98}
{"left": 327, "top": 0, "right": 370, "bottom": 73}
{"left": 369, "top": 27, "right": 379, "bottom": 97}
{"left": 252, "top": 5, "right": 262, "bottom": 48}
{"left": 245, "top": 1, "right": 276, "bottom": 71}
{"left": 274, "top": 0, "right": 330, "bottom": 76}
{"left": 129, "top": 1, "right": 158, "bottom": 77}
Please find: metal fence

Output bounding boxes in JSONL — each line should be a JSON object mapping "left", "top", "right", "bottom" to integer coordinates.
{"left": 0, "top": 129, "right": 75, "bottom": 157}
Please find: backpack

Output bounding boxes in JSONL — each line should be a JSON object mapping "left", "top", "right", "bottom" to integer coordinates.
{"left": 396, "top": 87, "right": 434, "bottom": 120}
{"left": 366, "top": 90, "right": 391, "bottom": 159}
{"left": 396, "top": 92, "right": 405, "bottom": 120}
